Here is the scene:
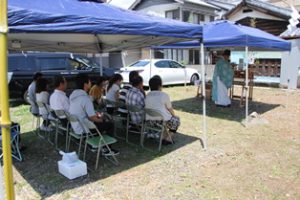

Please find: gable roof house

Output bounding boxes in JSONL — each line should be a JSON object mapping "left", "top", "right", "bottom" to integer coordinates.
{"left": 203, "top": 0, "right": 236, "bottom": 20}
{"left": 110, "top": 0, "right": 218, "bottom": 23}
{"left": 224, "top": 0, "right": 291, "bottom": 36}
{"left": 108, "top": 0, "right": 220, "bottom": 66}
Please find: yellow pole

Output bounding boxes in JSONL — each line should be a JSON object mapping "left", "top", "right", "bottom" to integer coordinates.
{"left": 0, "top": 0, "right": 15, "bottom": 199}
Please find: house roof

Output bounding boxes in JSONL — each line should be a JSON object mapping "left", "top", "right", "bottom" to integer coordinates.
{"left": 225, "top": 0, "right": 292, "bottom": 20}
{"left": 109, "top": 0, "right": 218, "bottom": 10}
{"left": 108, "top": 0, "right": 137, "bottom": 9}
{"left": 204, "top": 0, "right": 236, "bottom": 11}
{"left": 280, "top": 28, "right": 300, "bottom": 39}
{"left": 181, "top": 0, "right": 219, "bottom": 9}
{"left": 280, "top": 21, "right": 300, "bottom": 39}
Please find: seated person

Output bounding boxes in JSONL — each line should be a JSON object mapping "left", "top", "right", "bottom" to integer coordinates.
{"left": 106, "top": 74, "right": 123, "bottom": 114}
{"left": 145, "top": 76, "right": 180, "bottom": 144}
{"left": 69, "top": 74, "right": 118, "bottom": 155}
{"left": 126, "top": 76, "right": 145, "bottom": 125}
{"left": 50, "top": 75, "right": 69, "bottom": 127}
{"left": 27, "top": 72, "right": 43, "bottom": 115}
{"left": 118, "top": 71, "right": 139, "bottom": 118}
{"left": 36, "top": 78, "right": 52, "bottom": 131}
{"left": 89, "top": 76, "right": 106, "bottom": 106}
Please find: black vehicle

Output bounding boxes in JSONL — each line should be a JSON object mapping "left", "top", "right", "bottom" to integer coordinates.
{"left": 8, "top": 52, "right": 115, "bottom": 100}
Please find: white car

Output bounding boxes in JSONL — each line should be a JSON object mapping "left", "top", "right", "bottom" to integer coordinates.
{"left": 118, "top": 59, "right": 200, "bottom": 86}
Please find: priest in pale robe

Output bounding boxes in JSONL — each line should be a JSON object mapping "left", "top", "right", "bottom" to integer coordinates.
{"left": 212, "top": 49, "right": 233, "bottom": 107}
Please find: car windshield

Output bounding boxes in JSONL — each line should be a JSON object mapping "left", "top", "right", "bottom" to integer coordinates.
{"left": 129, "top": 60, "right": 150, "bottom": 67}
{"left": 75, "top": 57, "right": 100, "bottom": 68}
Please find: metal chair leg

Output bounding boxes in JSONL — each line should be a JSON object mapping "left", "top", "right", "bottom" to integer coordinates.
{"left": 95, "top": 147, "right": 101, "bottom": 170}
{"left": 67, "top": 133, "right": 71, "bottom": 152}
{"left": 55, "top": 122, "right": 59, "bottom": 150}
{"left": 78, "top": 136, "right": 83, "bottom": 158}
{"left": 65, "top": 127, "right": 69, "bottom": 151}
{"left": 158, "top": 127, "right": 164, "bottom": 151}
{"left": 83, "top": 140, "right": 88, "bottom": 161}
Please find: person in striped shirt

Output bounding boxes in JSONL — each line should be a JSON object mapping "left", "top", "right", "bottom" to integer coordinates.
{"left": 126, "top": 76, "right": 145, "bottom": 125}
{"left": 118, "top": 71, "right": 139, "bottom": 118}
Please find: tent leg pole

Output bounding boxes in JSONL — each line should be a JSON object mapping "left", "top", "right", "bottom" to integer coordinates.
{"left": 100, "top": 53, "right": 103, "bottom": 76}
{"left": 0, "top": 1, "right": 15, "bottom": 198}
{"left": 149, "top": 48, "right": 152, "bottom": 79}
{"left": 245, "top": 46, "right": 249, "bottom": 125}
{"left": 200, "top": 43, "right": 207, "bottom": 150}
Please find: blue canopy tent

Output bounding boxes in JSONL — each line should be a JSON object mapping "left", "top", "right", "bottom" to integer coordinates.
{"left": 7, "top": 0, "right": 202, "bottom": 53}
{"left": 1, "top": 0, "right": 204, "bottom": 198}
{"left": 154, "top": 20, "right": 291, "bottom": 146}
{"left": 155, "top": 20, "right": 290, "bottom": 50}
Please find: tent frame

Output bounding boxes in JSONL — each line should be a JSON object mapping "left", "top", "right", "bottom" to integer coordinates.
{"left": 1, "top": 0, "right": 15, "bottom": 199}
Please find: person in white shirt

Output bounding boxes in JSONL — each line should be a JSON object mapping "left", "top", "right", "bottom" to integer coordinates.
{"left": 69, "top": 74, "right": 119, "bottom": 155}
{"left": 106, "top": 74, "right": 123, "bottom": 114}
{"left": 36, "top": 78, "right": 51, "bottom": 131}
{"left": 145, "top": 76, "right": 180, "bottom": 145}
{"left": 50, "top": 75, "right": 69, "bottom": 127}
{"left": 27, "top": 72, "right": 43, "bottom": 115}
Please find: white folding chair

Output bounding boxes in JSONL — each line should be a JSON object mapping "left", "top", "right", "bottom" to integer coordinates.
{"left": 126, "top": 104, "right": 145, "bottom": 146}
{"left": 36, "top": 101, "right": 55, "bottom": 143}
{"left": 27, "top": 96, "right": 42, "bottom": 135}
{"left": 66, "top": 115, "right": 90, "bottom": 158}
{"left": 53, "top": 110, "right": 70, "bottom": 150}
{"left": 143, "top": 108, "right": 172, "bottom": 151}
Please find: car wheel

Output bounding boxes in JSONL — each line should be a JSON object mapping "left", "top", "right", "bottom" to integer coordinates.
{"left": 190, "top": 74, "right": 199, "bottom": 84}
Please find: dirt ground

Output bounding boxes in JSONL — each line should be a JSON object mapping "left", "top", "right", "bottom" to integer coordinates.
{"left": 7, "top": 85, "right": 300, "bottom": 200}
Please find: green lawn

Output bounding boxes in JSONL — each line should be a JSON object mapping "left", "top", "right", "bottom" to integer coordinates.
{"left": 8, "top": 85, "right": 300, "bottom": 200}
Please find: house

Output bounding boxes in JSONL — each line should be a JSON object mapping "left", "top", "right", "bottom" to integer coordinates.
{"left": 223, "top": 0, "right": 294, "bottom": 79}
{"left": 109, "top": 0, "right": 219, "bottom": 67}
{"left": 266, "top": 0, "right": 300, "bottom": 10}
{"left": 203, "top": 0, "right": 237, "bottom": 20}
{"left": 280, "top": 8, "right": 300, "bottom": 89}
{"left": 224, "top": 0, "right": 291, "bottom": 36}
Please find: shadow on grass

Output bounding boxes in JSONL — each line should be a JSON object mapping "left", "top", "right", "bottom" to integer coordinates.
{"left": 13, "top": 129, "right": 198, "bottom": 198}
{"left": 172, "top": 97, "right": 280, "bottom": 122}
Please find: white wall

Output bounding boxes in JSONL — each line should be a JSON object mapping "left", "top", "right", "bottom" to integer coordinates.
{"left": 137, "top": 3, "right": 180, "bottom": 18}
{"left": 280, "top": 39, "right": 300, "bottom": 89}
{"left": 227, "top": 6, "right": 286, "bottom": 22}
{"left": 231, "top": 51, "right": 283, "bottom": 64}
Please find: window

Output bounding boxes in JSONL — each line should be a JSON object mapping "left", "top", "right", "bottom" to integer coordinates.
{"left": 75, "top": 56, "right": 99, "bottom": 68}
{"left": 193, "top": 13, "right": 205, "bottom": 24}
{"left": 129, "top": 60, "right": 150, "bottom": 67}
{"left": 154, "top": 50, "right": 164, "bottom": 59}
{"left": 165, "top": 9, "right": 180, "bottom": 20}
{"left": 155, "top": 61, "right": 170, "bottom": 68}
{"left": 8, "top": 56, "right": 32, "bottom": 71}
{"left": 38, "top": 57, "right": 69, "bottom": 71}
{"left": 210, "top": 16, "right": 215, "bottom": 22}
{"left": 183, "top": 10, "right": 192, "bottom": 23}
{"left": 170, "top": 61, "right": 183, "bottom": 68}
{"left": 68, "top": 59, "right": 86, "bottom": 70}
{"left": 172, "top": 49, "right": 177, "bottom": 61}
{"left": 189, "top": 50, "right": 200, "bottom": 65}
